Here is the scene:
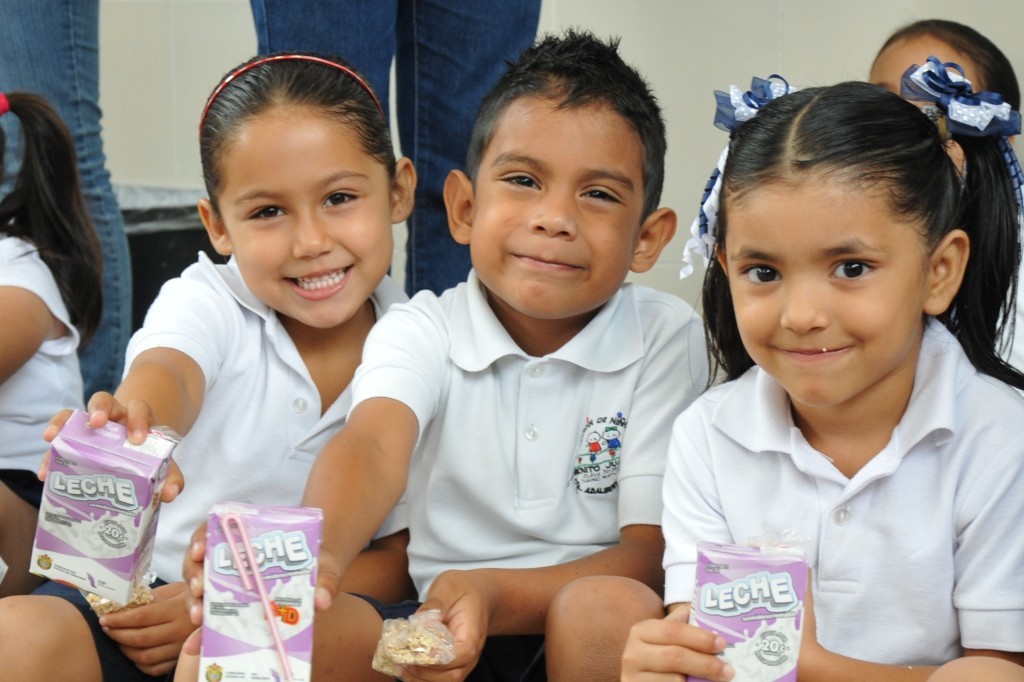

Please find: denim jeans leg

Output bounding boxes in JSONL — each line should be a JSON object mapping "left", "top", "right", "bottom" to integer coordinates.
{"left": 249, "top": 0, "right": 399, "bottom": 107}
{"left": 0, "top": 0, "right": 131, "bottom": 397}
{"left": 397, "top": 0, "right": 540, "bottom": 295}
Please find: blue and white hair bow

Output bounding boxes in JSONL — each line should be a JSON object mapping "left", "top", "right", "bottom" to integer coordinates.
{"left": 901, "top": 56, "right": 1023, "bottom": 208}
{"left": 681, "top": 76, "right": 795, "bottom": 278}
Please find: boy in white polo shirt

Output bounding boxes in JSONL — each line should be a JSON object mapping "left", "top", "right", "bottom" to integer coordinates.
{"left": 291, "top": 29, "right": 707, "bottom": 681}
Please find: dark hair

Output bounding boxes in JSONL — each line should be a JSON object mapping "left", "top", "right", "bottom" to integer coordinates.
{"left": 465, "top": 29, "right": 666, "bottom": 218}
{"left": 0, "top": 93, "right": 103, "bottom": 345}
{"left": 702, "top": 81, "right": 1024, "bottom": 389}
{"left": 875, "top": 19, "right": 1019, "bottom": 108}
{"left": 199, "top": 53, "right": 395, "bottom": 211}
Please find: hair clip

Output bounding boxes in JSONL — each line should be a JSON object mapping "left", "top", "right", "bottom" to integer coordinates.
{"left": 901, "top": 57, "right": 1021, "bottom": 138}
{"left": 682, "top": 76, "right": 796, "bottom": 278}
{"left": 902, "top": 56, "right": 1023, "bottom": 209}
{"left": 221, "top": 512, "right": 294, "bottom": 681}
{"left": 713, "top": 75, "right": 793, "bottom": 132}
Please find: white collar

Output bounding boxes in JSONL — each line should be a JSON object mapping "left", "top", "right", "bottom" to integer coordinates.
{"left": 448, "top": 269, "right": 646, "bottom": 372}
{"left": 712, "top": 319, "right": 961, "bottom": 461}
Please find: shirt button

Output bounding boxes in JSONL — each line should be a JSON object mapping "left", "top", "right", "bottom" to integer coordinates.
{"left": 292, "top": 397, "right": 307, "bottom": 413}
{"left": 832, "top": 507, "right": 851, "bottom": 525}
{"left": 528, "top": 365, "right": 544, "bottom": 378}
{"left": 524, "top": 426, "right": 539, "bottom": 441}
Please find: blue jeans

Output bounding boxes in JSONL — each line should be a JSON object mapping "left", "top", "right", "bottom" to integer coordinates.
{"left": 0, "top": 0, "right": 131, "bottom": 397}
{"left": 250, "top": 0, "right": 541, "bottom": 296}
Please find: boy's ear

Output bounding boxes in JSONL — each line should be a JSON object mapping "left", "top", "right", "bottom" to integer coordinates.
{"left": 390, "top": 157, "right": 417, "bottom": 224}
{"left": 198, "top": 198, "right": 233, "bottom": 256}
{"left": 923, "top": 228, "right": 969, "bottom": 316}
{"left": 444, "top": 170, "right": 475, "bottom": 245}
{"left": 630, "top": 207, "right": 677, "bottom": 273}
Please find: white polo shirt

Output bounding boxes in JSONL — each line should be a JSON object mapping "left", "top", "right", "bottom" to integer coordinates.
{"left": 352, "top": 270, "right": 708, "bottom": 597}
{"left": 0, "top": 236, "right": 84, "bottom": 473}
{"left": 663, "top": 320, "right": 1024, "bottom": 664}
{"left": 128, "top": 253, "right": 408, "bottom": 582}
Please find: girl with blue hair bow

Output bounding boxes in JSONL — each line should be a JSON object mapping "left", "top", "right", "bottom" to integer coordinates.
{"left": 547, "top": 63, "right": 1024, "bottom": 681}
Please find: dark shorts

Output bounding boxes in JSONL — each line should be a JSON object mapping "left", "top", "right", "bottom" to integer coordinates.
{"left": 0, "top": 469, "right": 44, "bottom": 508}
{"left": 33, "top": 578, "right": 174, "bottom": 682}
{"left": 355, "top": 594, "right": 547, "bottom": 681}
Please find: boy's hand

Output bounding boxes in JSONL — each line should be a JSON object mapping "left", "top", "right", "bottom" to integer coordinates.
{"left": 621, "top": 604, "right": 734, "bottom": 681}
{"left": 401, "top": 570, "right": 489, "bottom": 682}
{"left": 99, "top": 582, "right": 197, "bottom": 677}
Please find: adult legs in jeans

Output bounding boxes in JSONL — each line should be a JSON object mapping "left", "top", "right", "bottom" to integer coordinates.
{"left": 250, "top": 0, "right": 541, "bottom": 296}
{"left": 0, "top": 0, "right": 132, "bottom": 397}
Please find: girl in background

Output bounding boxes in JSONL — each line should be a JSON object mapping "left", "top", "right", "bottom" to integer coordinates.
{"left": 871, "top": 18, "right": 1024, "bottom": 378}
{"left": 870, "top": 19, "right": 1019, "bottom": 109}
{"left": 0, "top": 91, "right": 102, "bottom": 598}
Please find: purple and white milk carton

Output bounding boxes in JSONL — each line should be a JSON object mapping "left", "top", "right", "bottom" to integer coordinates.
{"left": 200, "top": 502, "right": 322, "bottom": 682}
{"left": 30, "top": 409, "right": 176, "bottom": 604}
{"left": 689, "top": 541, "right": 808, "bottom": 682}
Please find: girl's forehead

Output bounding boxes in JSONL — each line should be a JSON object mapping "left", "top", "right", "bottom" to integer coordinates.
{"left": 729, "top": 173, "right": 888, "bottom": 211}
{"left": 725, "top": 175, "right": 925, "bottom": 246}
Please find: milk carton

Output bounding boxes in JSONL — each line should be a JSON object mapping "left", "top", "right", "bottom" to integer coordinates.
{"left": 30, "top": 410, "right": 176, "bottom": 604}
{"left": 689, "top": 541, "right": 808, "bottom": 682}
{"left": 200, "top": 502, "right": 322, "bottom": 682}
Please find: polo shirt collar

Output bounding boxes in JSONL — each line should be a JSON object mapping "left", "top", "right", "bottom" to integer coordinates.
{"left": 198, "top": 253, "right": 277, "bottom": 322}
{"left": 450, "top": 270, "right": 645, "bottom": 372}
{"left": 713, "top": 318, "right": 960, "bottom": 460}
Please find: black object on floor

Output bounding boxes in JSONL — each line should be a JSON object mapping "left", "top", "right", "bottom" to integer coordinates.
{"left": 123, "top": 206, "right": 222, "bottom": 332}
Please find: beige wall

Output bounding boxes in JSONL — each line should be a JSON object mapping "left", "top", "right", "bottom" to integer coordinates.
{"left": 98, "top": 0, "right": 1024, "bottom": 305}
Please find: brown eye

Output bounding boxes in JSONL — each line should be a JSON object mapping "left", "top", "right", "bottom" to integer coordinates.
{"left": 743, "top": 265, "right": 779, "bottom": 283}
{"left": 833, "top": 261, "right": 869, "bottom": 279}
{"left": 325, "top": 192, "right": 354, "bottom": 206}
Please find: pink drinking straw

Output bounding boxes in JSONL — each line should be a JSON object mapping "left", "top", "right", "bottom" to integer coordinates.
{"left": 220, "top": 512, "right": 294, "bottom": 681}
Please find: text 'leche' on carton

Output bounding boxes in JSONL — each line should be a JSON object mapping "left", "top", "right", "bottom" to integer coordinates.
{"left": 30, "top": 410, "right": 176, "bottom": 605}
{"left": 689, "top": 541, "right": 808, "bottom": 682}
{"left": 201, "top": 502, "right": 322, "bottom": 682}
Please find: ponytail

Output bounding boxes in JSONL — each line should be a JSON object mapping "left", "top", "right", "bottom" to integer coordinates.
{"left": 939, "top": 132, "right": 1024, "bottom": 388}
{"left": 898, "top": 57, "right": 1024, "bottom": 389}
{"left": 0, "top": 92, "right": 103, "bottom": 345}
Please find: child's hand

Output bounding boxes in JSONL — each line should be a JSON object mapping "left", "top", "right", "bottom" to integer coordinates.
{"left": 798, "top": 569, "right": 826, "bottom": 670}
{"left": 172, "top": 629, "right": 202, "bottom": 682}
{"left": 83, "top": 392, "right": 153, "bottom": 444}
{"left": 39, "top": 396, "right": 184, "bottom": 501}
{"left": 38, "top": 407, "right": 77, "bottom": 480}
{"left": 99, "top": 582, "right": 197, "bottom": 677}
{"left": 400, "top": 570, "right": 489, "bottom": 682}
{"left": 621, "top": 603, "right": 734, "bottom": 681}
{"left": 313, "top": 547, "right": 344, "bottom": 611}
{"left": 182, "top": 520, "right": 208, "bottom": 626}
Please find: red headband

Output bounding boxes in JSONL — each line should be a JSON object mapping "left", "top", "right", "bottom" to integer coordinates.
{"left": 0, "top": 92, "right": 10, "bottom": 117}
{"left": 199, "top": 54, "right": 385, "bottom": 135}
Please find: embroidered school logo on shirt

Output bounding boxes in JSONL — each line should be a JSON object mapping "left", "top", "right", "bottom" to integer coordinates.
{"left": 572, "top": 413, "right": 627, "bottom": 494}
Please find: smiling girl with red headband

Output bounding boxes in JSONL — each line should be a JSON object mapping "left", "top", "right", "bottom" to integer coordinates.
{"left": 0, "top": 53, "right": 417, "bottom": 682}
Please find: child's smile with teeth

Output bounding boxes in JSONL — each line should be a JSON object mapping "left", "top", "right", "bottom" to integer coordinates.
{"left": 295, "top": 268, "right": 348, "bottom": 290}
